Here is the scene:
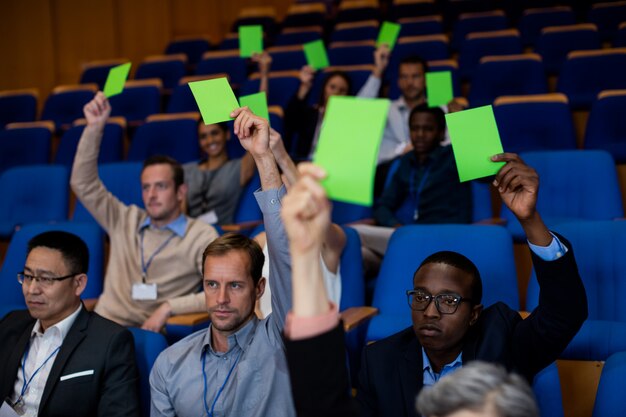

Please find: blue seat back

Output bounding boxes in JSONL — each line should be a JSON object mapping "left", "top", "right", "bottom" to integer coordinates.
{"left": 367, "top": 224, "right": 518, "bottom": 342}
{"left": 519, "top": 8, "right": 576, "bottom": 46}
{"left": 0, "top": 92, "right": 37, "bottom": 129}
{"left": 109, "top": 86, "right": 161, "bottom": 124}
{"left": 588, "top": 2, "right": 626, "bottom": 41}
{"left": 399, "top": 18, "right": 444, "bottom": 37}
{"left": 41, "top": 89, "right": 95, "bottom": 131}
{"left": 468, "top": 56, "right": 548, "bottom": 107}
{"left": 501, "top": 151, "right": 624, "bottom": 241}
{"left": 0, "top": 127, "right": 51, "bottom": 173}
{"left": 451, "top": 13, "right": 508, "bottom": 50}
{"left": 128, "top": 327, "right": 169, "bottom": 417}
{"left": 73, "top": 162, "right": 145, "bottom": 225}
{"left": 494, "top": 97, "right": 577, "bottom": 154}
{"left": 128, "top": 118, "right": 200, "bottom": 163}
{"left": 274, "top": 29, "right": 322, "bottom": 46}
{"left": 80, "top": 64, "right": 120, "bottom": 90}
{"left": 269, "top": 48, "right": 308, "bottom": 71}
{"left": 328, "top": 44, "right": 375, "bottom": 66}
{"left": 0, "top": 222, "right": 104, "bottom": 311}
{"left": 532, "top": 362, "right": 565, "bottom": 417}
{"left": 330, "top": 25, "right": 378, "bottom": 43}
{"left": 135, "top": 60, "right": 187, "bottom": 91}
{"left": 233, "top": 172, "right": 262, "bottom": 223}
{"left": 0, "top": 166, "right": 68, "bottom": 238}
{"left": 458, "top": 32, "right": 523, "bottom": 80}
{"left": 54, "top": 123, "right": 124, "bottom": 168}
{"left": 557, "top": 50, "right": 626, "bottom": 110}
{"left": 535, "top": 26, "right": 601, "bottom": 74}
{"left": 166, "top": 83, "right": 197, "bottom": 113}
{"left": 331, "top": 201, "right": 373, "bottom": 225}
{"left": 165, "top": 38, "right": 211, "bottom": 67}
{"left": 584, "top": 92, "right": 626, "bottom": 164}
{"left": 593, "top": 351, "right": 626, "bottom": 417}
{"left": 526, "top": 221, "right": 626, "bottom": 321}
{"left": 195, "top": 53, "right": 248, "bottom": 88}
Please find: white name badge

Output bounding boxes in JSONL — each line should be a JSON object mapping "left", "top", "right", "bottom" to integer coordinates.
{"left": 0, "top": 401, "right": 20, "bottom": 417}
{"left": 198, "top": 210, "right": 219, "bottom": 225}
{"left": 132, "top": 283, "right": 158, "bottom": 300}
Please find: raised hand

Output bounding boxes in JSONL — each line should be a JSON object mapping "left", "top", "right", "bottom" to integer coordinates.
{"left": 281, "top": 163, "right": 331, "bottom": 256}
{"left": 231, "top": 107, "right": 271, "bottom": 159}
{"left": 297, "top": 65, "right": 316, "bottom": 99}
{"left": 252, "top": 51, "right": 272, "bottom": 75}
{"left": 83, "top": 91, "right": 111, "bottom": 128}
{"left": 491, "top": 153, "right": 539, "bottom": 221}
{"left": 373, "top": 44, "right": 390, "bottom": 78}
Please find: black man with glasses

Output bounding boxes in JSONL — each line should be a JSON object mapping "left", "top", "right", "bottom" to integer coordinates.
{"left": 0, "top": 231, "right": 140, "bottom": 417}
{"left": 356, "top": 153, "right": 588, "bottom": 417}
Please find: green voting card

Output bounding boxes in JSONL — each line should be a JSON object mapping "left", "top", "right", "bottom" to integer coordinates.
{"left": 239, "top": 91, "right": 269, "bottom": 122}
{"left": 313, "top": 96, "right": 390, "bottom": 206}
{"left": 103, "top": 63, "right": 131, "bottom": 98}
{"left": 426, "top": 71, "right": 454, "bottom": 107}
{"left": 239, "top": 25, "right": 263, "bottom": 58}
{"left": 445, "top": 105, "right": 505, "bottom": 182}
{"left": 376, "top": 22, "right": 401, "bottom": 50}
{"left": 188, "top": 77, "right": 240, "bottom": 125}
{"left": 303, "top": 39, "right": 329, "bottom": 70}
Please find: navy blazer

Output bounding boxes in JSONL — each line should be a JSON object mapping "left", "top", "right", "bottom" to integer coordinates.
{"left": 356, "top": 239, "right": 588, "bottom": 417}
{"left": 0, "top": 307, "right": 141, "bottom": 417}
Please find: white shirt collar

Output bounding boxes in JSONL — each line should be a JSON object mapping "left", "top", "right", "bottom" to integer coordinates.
{"left": 31, "top": 303, "right": 83, "bottom": 340}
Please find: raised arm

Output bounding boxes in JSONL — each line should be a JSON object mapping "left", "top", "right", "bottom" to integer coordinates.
{"left": 296, "top": 65, "right": 316, "bottom": 101}
{"left": 70, "top": 92, "right": 128, "bottom": 231}
{"left": 492, "top": 153, "right": 587, "bottom": 379}
{"left": 356, "top": 44, "right": 389, "bottom": 98}
{"left": 491, "top": 153, "right": 551, "bottom": 246}
{"left": 251, "top": 51, "right": 272, "bottom": 94}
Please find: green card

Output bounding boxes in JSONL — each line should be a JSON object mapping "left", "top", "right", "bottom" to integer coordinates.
{"left": 239, "top": 91, "right": 269, "bottom": 123}
{"left": 303, "top": 39, "right": 329, "bottom": 70}
{"left": 446, "top": 105, "right": 505, "bottom": 182}
{"left": 313, "top": 96, "right": 390, "bottom": 206}
{"left": 426, "top": 71, "right": 454, "bottom": 107}
{"left": 103, "top": 63, "right": 131, "bottom": 98}
{"left": 239, "top": 25, "right": 263, "bottom": 58}
{"left": 376, "top": 21, "right": 401, "bottom": 50}
{"left": 188, "top": 77, "right": 240, "bottom": 125}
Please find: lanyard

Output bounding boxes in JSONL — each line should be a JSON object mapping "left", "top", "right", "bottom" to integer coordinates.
{"left": 17, "top": 342, "right": 61, "bottom": 405}
{"left": 140, "top": 230, "right": 176, "bottom": 282}
{"left": 410, "top": 163, "right": 433, "bottom": 221}
{"left": 202, "top": 349, "right": 242, "bottom": 417}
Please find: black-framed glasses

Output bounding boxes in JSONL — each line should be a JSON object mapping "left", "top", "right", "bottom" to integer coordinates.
{"left": 17, "top": 272, "right": 76, "bottom": 287}
{"left": 406, "top": 289, "right": 470, "bottom": 314}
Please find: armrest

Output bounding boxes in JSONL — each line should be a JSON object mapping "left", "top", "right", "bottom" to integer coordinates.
{"left": 518, "top": 311, "right": 530, "bottom": 319}
{"left": 83, "top": 298, "right": 98, "bottom": 311}
{"left": 220, "top": 220, "right": 264, "bottom": 233}
{"left": 166, "top": 312, "right": 210, "bottom": 326}
{"left": 340, "top": 306, "right": 378, "bottom": 332}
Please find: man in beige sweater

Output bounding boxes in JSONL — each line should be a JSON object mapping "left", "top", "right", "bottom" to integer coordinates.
{"left": 71, "top": 92, "right": 218, "bottom": 330}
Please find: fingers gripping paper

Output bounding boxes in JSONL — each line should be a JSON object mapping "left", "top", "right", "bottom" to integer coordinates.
{"left": 445, "top": 105, "right": 505, "bottom": 182}
{"left": 189, "top": 77, "right": 240, "bottom": 125}
{"left": 313, "top": 96, "right": 390, "bottom": 206}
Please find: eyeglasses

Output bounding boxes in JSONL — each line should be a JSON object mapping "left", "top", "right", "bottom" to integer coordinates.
{"left": 406, "top": 289, "right": 470, "bottom": 314}
{"left": 17, "top": 272, "right": 76, "bottom": 287}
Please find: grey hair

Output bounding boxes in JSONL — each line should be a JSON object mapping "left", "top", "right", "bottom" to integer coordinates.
{"left": 416, "top": 361, "right": 539, "bottom": 417}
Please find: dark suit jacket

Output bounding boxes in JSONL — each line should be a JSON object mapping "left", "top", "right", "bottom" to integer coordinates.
{"left": 285, "top": 323, "right": 358, "bottom": 417}
{"left": 356, "top": 239, "right": 588, "bottom": 417}
{"left": 0, "top": 306, "right": 141, "bottom": 417}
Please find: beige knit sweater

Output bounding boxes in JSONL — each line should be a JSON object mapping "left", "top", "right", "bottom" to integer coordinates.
{"left": 71, "top": 125, "right": 218, "bottom": 327}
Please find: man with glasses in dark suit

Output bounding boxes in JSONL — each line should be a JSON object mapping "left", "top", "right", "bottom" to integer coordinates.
{"left": 0, "top": 231, "right": 140, "bottom": 417}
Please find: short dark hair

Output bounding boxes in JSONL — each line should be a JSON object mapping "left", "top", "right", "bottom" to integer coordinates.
{"left": 399, "top": 55, "right": 429, "bottom": 73}
{"left": 202, "top": 233, "right": 265, "bottom": 285}
{"left": 415, "top": 251, "right": 482, "bottom": 305}
{"left": 142, "top": 155, "right": 184, "bottom": 188}
{"left": 318, "top": 70, "right": 352, "bottom": 107}
{"left": 27, "top": 231, "right": 89, "bottom": 275}
{"left": 409, "top": 104, "right": 446, "bottom": 133}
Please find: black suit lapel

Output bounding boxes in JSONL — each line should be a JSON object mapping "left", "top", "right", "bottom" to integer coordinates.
{"left": 399, "top": 336, "right": 423, "bottom": 417}
{"left": 39, "top": 308, "right": 89, "bottom": 411}
{"left": 2, "top": 321, "right": 35, "bottom": 398}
